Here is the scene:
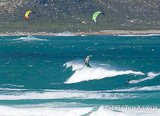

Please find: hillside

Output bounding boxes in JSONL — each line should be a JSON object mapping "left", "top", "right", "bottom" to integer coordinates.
{"left": 1, "top": 0, "right": 160, "bottom": 33}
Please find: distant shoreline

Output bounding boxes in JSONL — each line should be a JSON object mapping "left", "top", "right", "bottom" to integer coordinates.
{"left": 1, "top": 30, "right": 160, "bottom": 36}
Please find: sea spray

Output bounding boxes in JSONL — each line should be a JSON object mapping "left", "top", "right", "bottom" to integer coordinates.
{"left": 129, "top": 72, "right": 160, "bottom": 84}
{"left": 64, "top": 61, "right": 144, "bottom": 84}
{"left": 14, "top": 36, "right": 48, "bottom": 41}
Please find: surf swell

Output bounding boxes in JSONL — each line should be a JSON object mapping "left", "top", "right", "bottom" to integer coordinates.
{"left": 14, "top": 36, "right": 48, "bottom": 41}
{"left": 129, "top": 72, "right": 160, "bottom": 84}
{"left": 88, "top": 106, "right": 159, "bottom": 116}
{"left": 0, "top": 85, "right": 160, "bottom": 100}
{"left": 0, "top": 89, "right": 138, "bottom": 100}
{"left": 64, "top": 61, "right": 144, "bottom": 84}
{"left": 55, "top": 31, "right": 76, "bottom": 36}
{"left": 104, "top": 85, "right": 160, "bottom": 92}
{"left": 0, "top": 105, "right": 92, "bottom": 116}
{"left": 0, "top": 105, "right": 159, "bottom": 116}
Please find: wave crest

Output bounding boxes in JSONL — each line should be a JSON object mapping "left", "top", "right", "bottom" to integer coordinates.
{"left": 129, "top": 72, "right": 160, "bottom": 84}
{"left": 64, "top": 61, "right": 144, "bottom": 84}
{"left": 14, "top": 36, "right": 48, "bottom": 41}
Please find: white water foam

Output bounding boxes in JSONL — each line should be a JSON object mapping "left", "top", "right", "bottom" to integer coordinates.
{"left": 0, "top": 85, "right": 159, "bottom": 101}
{"left": 0, "top": 106, "right": 92, "bottom": 116}
{"left": 104, "top": 85, "right": 160, "bottom": 92}
{"left": 0, "top": 85, "right": 160, "bottom": 93}
{"left": 0, "top": 88, "right": 27, "bottom": 91}
{"left": 129, "top": 72, "right": 160, "bottom": 84}
{"left": 14, "top": 36, "right": 48, "bottom": 41}
{"left": 64, "top": 61, "right": 144, "bottom": 84}
{"left": 89, "top": 106, "right": 160, "bottom": 116}
{"left": 1, "top": 84, "right": 24, "bottom": 88}
{"left": 63, "top": 61, "right": 84, "bottom": 71}
{"left": 0, "top": 90, "right": 137, "bottom": 100}
{"left": 0, "top": 105, "right": 159, "bottom": 116}
{"left": 55, "top": 31, "right": 76, "bottom": 36}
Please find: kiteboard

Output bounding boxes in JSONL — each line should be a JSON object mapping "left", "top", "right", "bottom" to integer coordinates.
{"left": 85, "top": 63, "right": 92, "bottom": 68}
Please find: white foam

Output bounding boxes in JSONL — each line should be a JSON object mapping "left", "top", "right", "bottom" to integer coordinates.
{"left": 129, "top": 72, "right": 160, "bottom": 84}
{"left": 0, "top": 106, "right": 92, "bottom": 116}
{"left": 0, "top": 88, "right": 28, "bottom": 91}
{"left": 104, "top": 85, "right": 160, "bottom": 92}
{"left": 1, "top": 84, "right": 24, "bottom": 88}
{"left": 0, "top": 90, "right": 137, "bottom": 100}
{"left": 0, "top": 86, "right": 151, "bottom": 93}
{"left": 63, "top": 61, "right": 84, "bottom": 71}
{"left": 55, "top": 31, "right": 75, "bottom": 36}
{"left": 2, "top": 85, "right": 160, "bottom": 100}
{"left": 81, "top": 35, "right": 86, "bottom": 37}
{"left": 1, "top": 85, "right": 159, "bottom": 100}
{"left": 14, "top": 36, "right": 48, "bottom": 41}
{"left": 89, "top": 106, "right": 160, "bottom": 116}
{"left": 64, "top": 61, "right": 144, "bottom": 84}
{"left": 0, "top": 105, "right": 159, "bottom": 116}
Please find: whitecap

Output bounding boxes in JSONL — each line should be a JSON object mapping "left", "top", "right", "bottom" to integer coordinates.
{"left": 64, "top": 61, "right": 144, "bottom": 84}
{"left": 0, "top": 90, "right": 138, "bottom": 100}
{"left": 55, "top": 32, "right": 75, "bottom": 36}
{"left": 128, "top": 72, "right": 160, "bottom": 84}
{"left": 14, "top": 36, "right": 48, "bottom": 41}
{"left": 0, "top": 105, "right": 92, "bottom": 116}
{"left": 104, "top": 85, "right": 160, "bottom": 92}
{"left": 89, "top": 106, "right": 160, "bottom": 116}
{"left": 1, "top": 84, "right": 24, "bottom": 88}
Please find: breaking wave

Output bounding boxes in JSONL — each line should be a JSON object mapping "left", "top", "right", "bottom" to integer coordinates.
{"left": 0, "top": 105, "right": 92, "bottom": 116}
{"left": 1, "top": 84, "right": 24, "bottom": 88}
{"left": 55, "top": 32, "right": 76, "bottom": 36}
{"left": 14, "top": 36, "right": 48, "bottom": 41}
{"left": 128, "top": 72, "right": 160, "bottom": 84}
{"left": 88, "top": 106, "right": 159, "bottom": 116}
{"left": 64, "top": 61, "right": 144, "bottom": 84}
{"left": 0, "top": 105, "right": 159, "bottom": 116}
{"left": 105, "top": 85, "right": 160, "bottom": 92}
{"left": 0, "top": 89, "right": 138, "bottom": 100}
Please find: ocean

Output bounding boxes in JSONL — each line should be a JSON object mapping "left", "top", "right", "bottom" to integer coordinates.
{"left": 0, "top": 35, "right": 160, "bottom": 116}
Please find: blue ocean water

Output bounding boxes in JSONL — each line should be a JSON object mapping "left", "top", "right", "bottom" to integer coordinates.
{"left": 0, "top": 35, "right": 160, "bottom": 116}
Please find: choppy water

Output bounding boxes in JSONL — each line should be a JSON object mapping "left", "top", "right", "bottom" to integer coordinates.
{"left": 0, "top": 35, "right": 160, "bottom": 116}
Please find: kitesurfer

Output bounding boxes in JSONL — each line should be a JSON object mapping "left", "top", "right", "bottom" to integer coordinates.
{"left": 84, "top": 55, "right": 92, "bottom": 67}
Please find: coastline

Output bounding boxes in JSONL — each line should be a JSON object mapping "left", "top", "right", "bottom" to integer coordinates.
{"left": 1, "top": 30, "right": 160, "bottom": 36}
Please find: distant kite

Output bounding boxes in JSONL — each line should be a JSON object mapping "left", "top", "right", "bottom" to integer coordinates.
{"left": 24, "top": 10, "right": 32, "bottom": 20}
{"left": 92, "top": 11, "right": 104, "bottom": 23}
